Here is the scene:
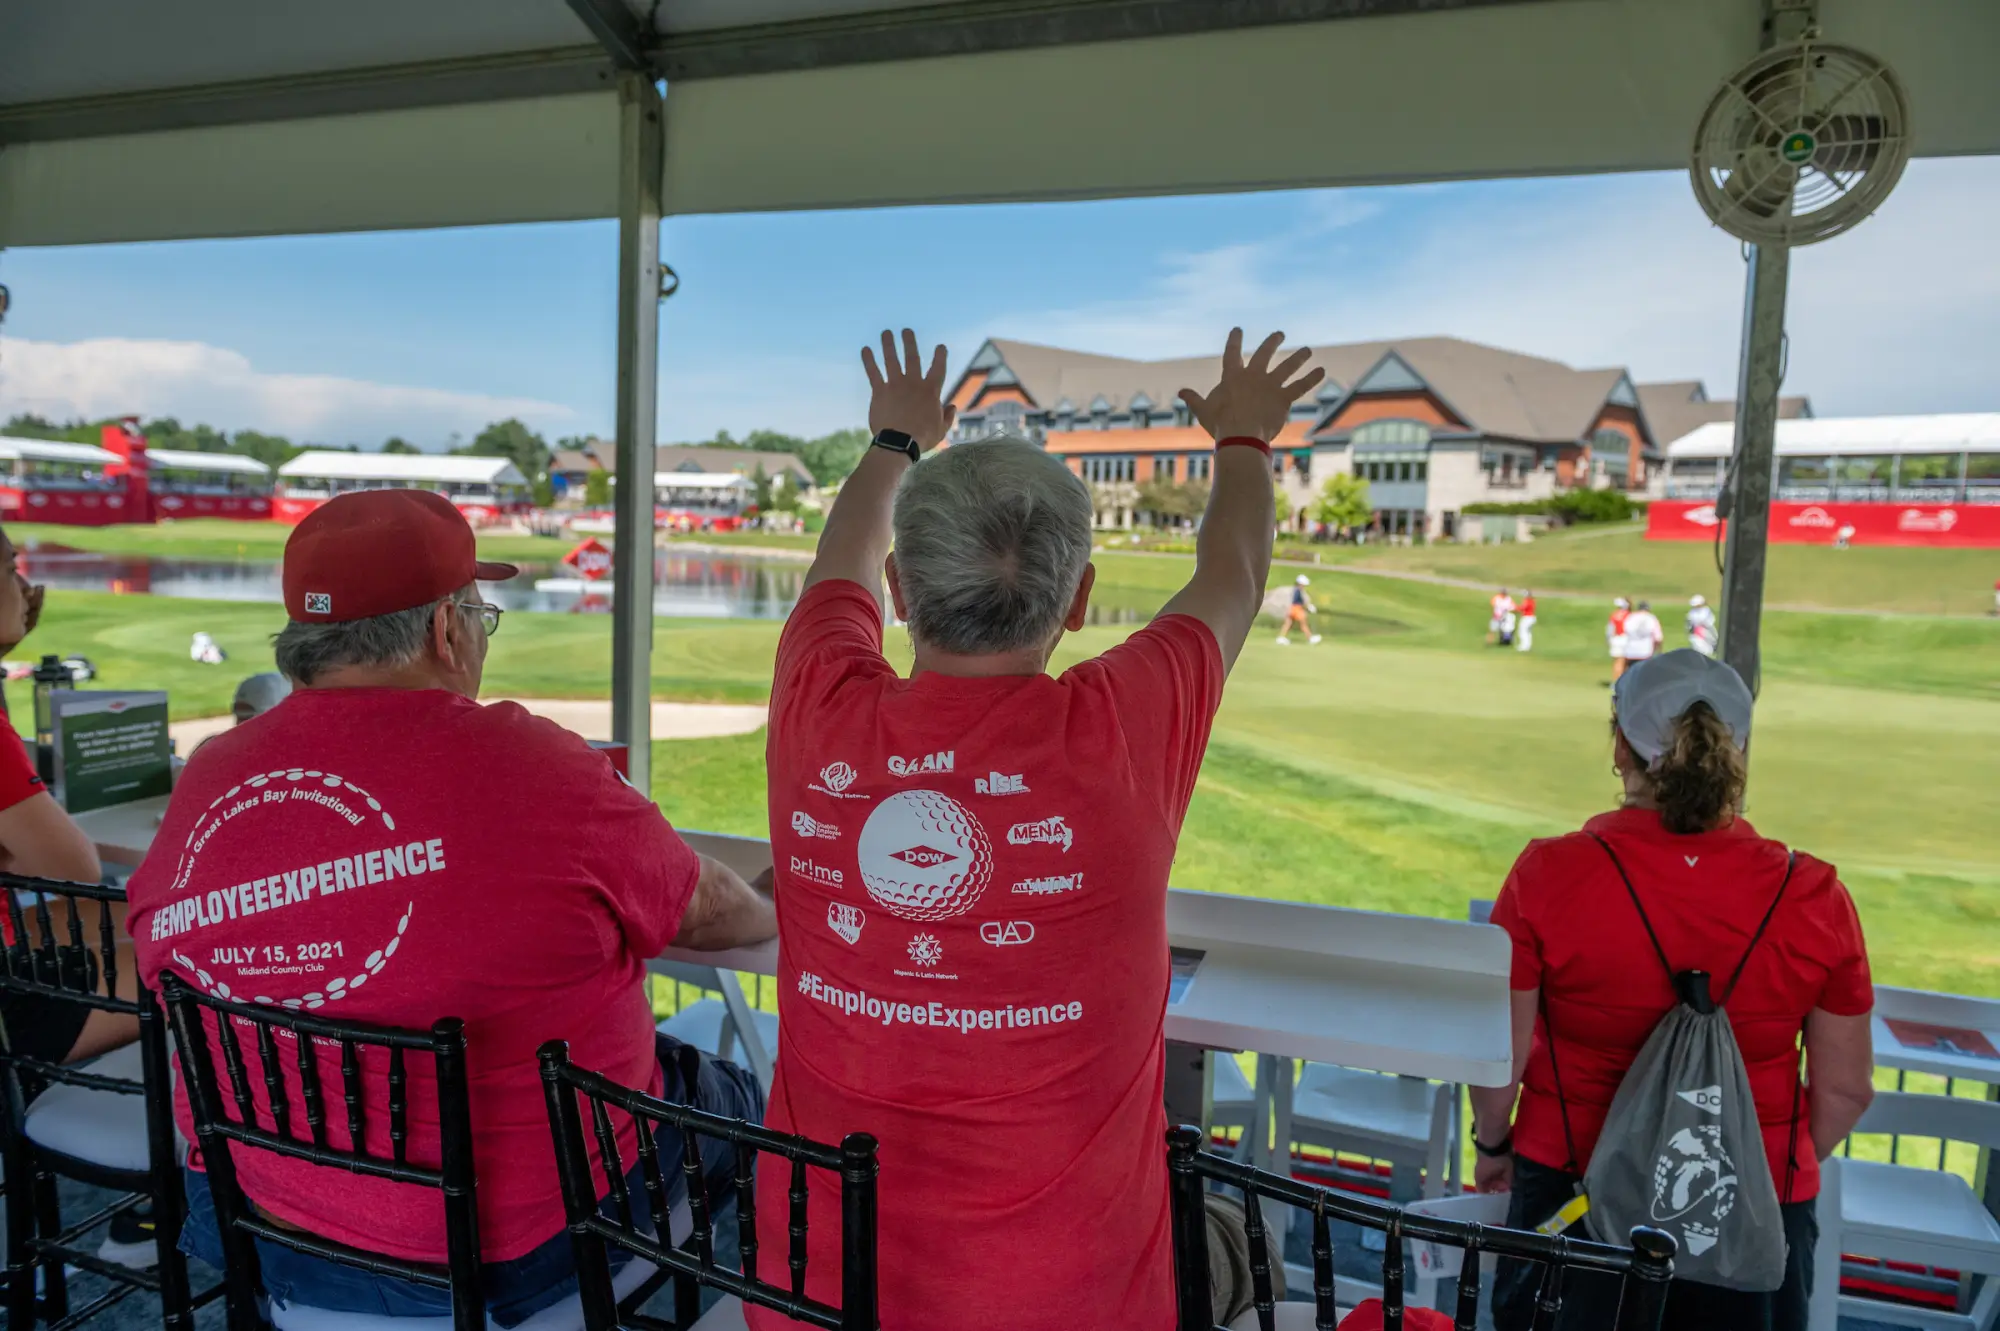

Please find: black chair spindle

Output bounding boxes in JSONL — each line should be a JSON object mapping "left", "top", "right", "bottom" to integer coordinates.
{"left": 1382, "top": 1214, "right": 1405, "bottom": 1330}
{"left": 632, "top": 1119, "right": 672, "bottom": 1243}
{"left": 1454, "top": 1226, "right": 1483, "bottom": 1331}
{"left": 256, "top": 1022, "right": 291, "bottom": 1139}
{"left": 1530, "top": 1238, "right": 1568, "bottom": 1331}
{"left": 388, "top": 1042, "right": 409, "bottom": 1166}
{"left": 736, "top": 1139, "right": 759, "bottom": 1283}
{"left": 588, "top": 1095, "right": 635, "bottom": 1233}
{"left": 295, "top": 1028, "right": 328, "bottom": 1149}
{"left": 1242, "top": 1187, "right": 1276, "bottom": 1331}
{"left": 216, "top": 1012, "right": 257, "bottom": 1125}
{"left": 788, "top": 1155, "right": 810, "bottom": 1299}
{"left": 1311, "top": 1194, "right": 1336, "bottom": 1330}
{"left": 340, "top": 1037, "right": 365, "bottom": 1154}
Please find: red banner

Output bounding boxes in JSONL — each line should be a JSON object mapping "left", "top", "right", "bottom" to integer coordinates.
{"left": 1647, "top": 499, "right": 2000, "bottom": 548}
{"left": 152, "top": 493, "right": 273, "bottom": 520}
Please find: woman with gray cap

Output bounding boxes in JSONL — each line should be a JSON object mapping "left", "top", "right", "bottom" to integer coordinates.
{"left": 1469, "top": 650, "right": 1877, "bottom": 1331}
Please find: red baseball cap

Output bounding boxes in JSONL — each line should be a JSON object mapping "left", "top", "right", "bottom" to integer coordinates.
{"left": 282, "top": 490, "right": 517, "bottom": 623}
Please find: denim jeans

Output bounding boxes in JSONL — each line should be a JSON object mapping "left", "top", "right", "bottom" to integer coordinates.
{"left": 180, "top": 1032, "right": 765, "bottom": 1328}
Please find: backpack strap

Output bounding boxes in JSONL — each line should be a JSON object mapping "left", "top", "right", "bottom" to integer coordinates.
{"left": 1721, "top": 851, "right": 1799, "bottom": 1004}
{"left": 1538, "top": 988, "right": 1583, "bottom": 1176}
{"left": 1586, "top": 833, "right": 1675, "bottom": 982}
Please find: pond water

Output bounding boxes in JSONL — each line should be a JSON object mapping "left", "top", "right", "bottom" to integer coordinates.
{"left": 17, "top": 551, "right": 1162, "bottom": 624}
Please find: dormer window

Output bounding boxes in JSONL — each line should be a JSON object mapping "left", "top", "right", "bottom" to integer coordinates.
{"left": 1129, "top": 393, "right": 1153, "bottom": 431}
{"left": 1090, "top": 395, "right": 1112, "bottom": 431}
{"left": 1173, "top": 400, "right": 1192, "bottom": 428}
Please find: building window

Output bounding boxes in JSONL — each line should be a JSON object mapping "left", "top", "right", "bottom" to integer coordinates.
{"left": 1351, "top": 420, "right": 1432, "bottom": 448}
{"left": 1188, "top": 454, "right": 1211, "bottom": 482}
{"left": 1295, "top": 453, "right": 1312, "bottom": 484}
{"left": 1157, "top": 456, "right": 1176, "bottom": 483}
{"left": 1173, "top": 401, "right": 1193, "bottom": 427}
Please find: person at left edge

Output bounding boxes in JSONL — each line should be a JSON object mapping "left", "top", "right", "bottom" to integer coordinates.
{"left": 127, "top": 490, "right": 778, "bottom": 1326}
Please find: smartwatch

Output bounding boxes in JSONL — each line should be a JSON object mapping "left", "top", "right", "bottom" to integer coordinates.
{"left": 871, "top": 429, "right": 921, "bottom": 463}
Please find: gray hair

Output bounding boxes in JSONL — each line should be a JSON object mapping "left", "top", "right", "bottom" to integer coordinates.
{"left": 273, "top": 596, "right": 452, "bottom": 685}
{"left": 892, "top": 437, "right": 1094, "bottom": 654}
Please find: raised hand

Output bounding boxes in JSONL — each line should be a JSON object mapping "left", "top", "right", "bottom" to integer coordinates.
{"left": 1178, "top": 328, "right": 1325, "bottom": 445}
{"left": 861, "top": 329, "right": 957, "bottom": 453}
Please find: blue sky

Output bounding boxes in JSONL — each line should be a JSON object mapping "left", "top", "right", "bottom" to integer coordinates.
{"left": 1, "top": 156, "right": 1995, "bottom": 450}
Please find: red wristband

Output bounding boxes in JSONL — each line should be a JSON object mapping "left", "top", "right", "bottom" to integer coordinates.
{"left": 1216, "top": 436, "right": 1272, "bottom": 457}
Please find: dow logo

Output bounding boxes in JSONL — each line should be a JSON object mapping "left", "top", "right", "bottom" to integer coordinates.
{"left": 890, "top": 845, "right": 956, "bottom": 869}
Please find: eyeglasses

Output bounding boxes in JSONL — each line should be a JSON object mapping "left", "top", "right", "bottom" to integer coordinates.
{"left": 452, "top": 599, "right": 504, "bottom": 637}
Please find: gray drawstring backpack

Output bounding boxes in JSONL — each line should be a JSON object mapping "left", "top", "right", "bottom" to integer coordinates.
{"left": 1543, "top": 833, "right": 1802, "bottom": 1292}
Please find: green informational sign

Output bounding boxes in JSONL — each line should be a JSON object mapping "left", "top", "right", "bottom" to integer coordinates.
{"left": 53, "top": 691, "right": 172, "bottom": 814}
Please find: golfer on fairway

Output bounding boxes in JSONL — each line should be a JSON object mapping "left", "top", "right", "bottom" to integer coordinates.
{"left": 1278, "top": 574, "right": 1321, "bottom": 644}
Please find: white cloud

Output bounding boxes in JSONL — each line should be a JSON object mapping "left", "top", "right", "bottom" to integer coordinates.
{"left": 0, "top": 336, "right": 579, "bottom": 448}
{"left": 966, "top": 158, "right": 2000, "bottom": 417}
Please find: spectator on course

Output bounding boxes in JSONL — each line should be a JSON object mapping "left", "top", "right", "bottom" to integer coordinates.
{"left": 1469, "top": 650, "right": 1877, "bottom": 1330}
{"left": 129, "top": 490, "right": 778, "bottom": 1324}
{"left": 1515, "top": 590, "right": 1537, "bottom": 654}
{"left": 1622, "top": 598, "right": 1665, "bottom": 668}
{"left": 1607, "top": 597, "right": 1631, "bottom": 682}
{"left": 760, "top": 328, "right": 1321, "bottom": 1330}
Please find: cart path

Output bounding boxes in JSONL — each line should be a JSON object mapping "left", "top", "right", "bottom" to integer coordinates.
{"left": 169, "top": 697, "right": 768, "bottom": 751}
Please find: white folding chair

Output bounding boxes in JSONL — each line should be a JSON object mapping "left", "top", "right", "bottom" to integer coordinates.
{"left": 1407, "top": 1190, "right": 1510, "bottom": 1311}
{"left": 652, "top": 959, "right": 776, "bottom": 1091}
{"left": 1287, "top": 1065, "right": 1459, "bottom": 1202}
{"left": 1811, "top": 1092, "right": 2000, "bottom": 1331}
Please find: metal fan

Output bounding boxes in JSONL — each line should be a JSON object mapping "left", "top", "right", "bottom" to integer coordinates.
{"left": 1689, "top": 36, "right": 1912, "bottom": 247}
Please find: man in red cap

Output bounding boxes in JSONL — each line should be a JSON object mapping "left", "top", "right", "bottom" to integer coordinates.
{"left": 129, "top": 489, "right": 776, "bottom": 1322}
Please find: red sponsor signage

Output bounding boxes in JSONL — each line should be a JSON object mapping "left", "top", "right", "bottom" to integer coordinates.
{"left": 1647, "top": 499, "right": 2000, "bottom": 548}
{"left": 564, "top": 537, "right": 613, "bottom": 582}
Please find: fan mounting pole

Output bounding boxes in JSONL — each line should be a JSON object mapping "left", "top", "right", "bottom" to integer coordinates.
{"left": 1718, "top": 0, "right": 1814, "bottom": 704}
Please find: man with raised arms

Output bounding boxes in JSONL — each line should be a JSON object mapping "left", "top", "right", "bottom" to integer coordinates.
{"left": 129, "top": 490, "right": 776, "bottom": 1324}
{"left": 757, "top": 327, "right": 1322, "bottom": 1330}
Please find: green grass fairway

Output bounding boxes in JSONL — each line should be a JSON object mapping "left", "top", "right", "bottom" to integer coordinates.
{"left": 13, "top": 533, "right": 1994, "bottom": 998}
{"left": 5, "top": 518, "right": 577, "bottom": 564}
{"left": 1327, "top": 523, "right": 2000, "bottom": 618}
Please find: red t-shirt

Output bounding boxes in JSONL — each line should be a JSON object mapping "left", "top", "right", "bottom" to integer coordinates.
{"left": 1520, "top": 597, "right": 1536, "bottom": 617}
{"left": 1491, "top": 807, "right": 1873, "bottom": 1202}
{"left": 754, "top": 581, "right": 1223, "bottom": 1331}
{"left": 0, "top": 725, "right": 47, "bottom": 947}
{"left": 129, "top": 688, "right": 700, "bottom": 1262}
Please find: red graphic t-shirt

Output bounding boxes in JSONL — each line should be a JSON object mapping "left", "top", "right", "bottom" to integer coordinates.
{"left": 0, "top": 724, "right": 47, "bottom": 947}
{"left": 1491, "top": 807, "right": 1873, "bottom": 1202}
{"left": 755, "top": 581, "right": 1223, "bottom": 1331}
{"left": 129, "top": 688, "right": 701, "bottom": 1262}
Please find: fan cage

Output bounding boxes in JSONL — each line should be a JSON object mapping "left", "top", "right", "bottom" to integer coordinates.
{"left": 1689, "top": 39, "right": 1912, "bottom": 248}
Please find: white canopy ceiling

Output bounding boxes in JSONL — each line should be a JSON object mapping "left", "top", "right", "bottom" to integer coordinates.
{"left": 0, "top": 435, "right": 117, "bottom": 465}
{"left": 146, "top": 448, "right": 272, "bottom": 475}
{"left": 2, "top": 0, "right": 1995, "bottom": 247}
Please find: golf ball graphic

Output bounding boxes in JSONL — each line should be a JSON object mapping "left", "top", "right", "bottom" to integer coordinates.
{"left": 858, "top": 789, "right": 993, "bottom": 921}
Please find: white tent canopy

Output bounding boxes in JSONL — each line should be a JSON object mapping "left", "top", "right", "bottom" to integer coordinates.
{"left": 145, "top": 448, "right": 272, "bottom": 476}
{"left": 277, "top": 451, "right": 529, "bottom": 487}
{"left": 652, "top": 471, "right": 748, "bottom": 490}
{"left": 0, "top": 436, "right": 118, "bottom": 466}
{"left": 1668, "top": 414, "right": 2000, "bottom": 460}
{"left": 4, "top": 0, "right": 1998, "bottom": 246}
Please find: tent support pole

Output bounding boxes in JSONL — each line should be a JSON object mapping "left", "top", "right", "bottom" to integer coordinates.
{"left": 1719, "top": 0, "right": 1811, "bottom": 703}
{"left": 1717, "top": 239, "right": 1789, "bottom": 698}
{"left": 610, "top": 71, "right": 662, "bottom": 793}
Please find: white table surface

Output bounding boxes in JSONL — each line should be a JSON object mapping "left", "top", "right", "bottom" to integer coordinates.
{"left": 669, "top": 832, "right": 1517, "bottom": 1087}
{"left": 1872, "top": 985, "right": 2000, "bottom": 1083}
{"left": 71, "top": 793, "right": 171, "bottom": 868}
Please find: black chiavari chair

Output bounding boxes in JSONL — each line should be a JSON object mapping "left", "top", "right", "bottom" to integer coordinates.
{"left": 159, "top": 972, "right": 488, "bottom": 1331}
{"left": 538, "top": 1039, "right": 879, "bottom": 1331}
{"left": 1168, "top": 1125, "right": 1677, "bottom": 1331}
{"left": 0, "top": 874, "right": 214, "bottom": 1331}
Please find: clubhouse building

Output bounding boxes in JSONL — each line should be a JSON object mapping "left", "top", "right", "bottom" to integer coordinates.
{"left": 946, "top": 337, "right": 1810, "bottom": 539}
